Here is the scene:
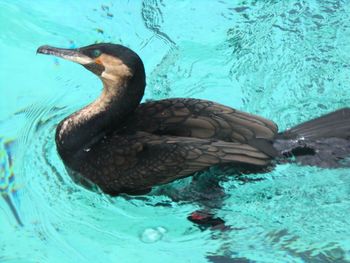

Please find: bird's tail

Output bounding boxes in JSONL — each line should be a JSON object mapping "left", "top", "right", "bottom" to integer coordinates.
{"left": 273, "top": 108, "right": 350, "bottom": 168}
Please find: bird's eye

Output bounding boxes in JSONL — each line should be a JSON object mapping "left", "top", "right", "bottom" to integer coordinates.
{"left": 92, "top": 49, "right": 101, "bottom": 57}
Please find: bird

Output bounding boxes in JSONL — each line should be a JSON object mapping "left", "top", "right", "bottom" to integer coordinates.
{"left": 37, "top": 43, "right": 350, "bottom": 196}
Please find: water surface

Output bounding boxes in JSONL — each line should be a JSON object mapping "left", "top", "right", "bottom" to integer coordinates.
{"left": 1, "top": 1, "right": 350, "bottom": 262}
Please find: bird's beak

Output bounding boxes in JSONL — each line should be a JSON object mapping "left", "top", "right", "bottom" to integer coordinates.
{"left": 37, "top": 45, "right": 94, "bottom": 65}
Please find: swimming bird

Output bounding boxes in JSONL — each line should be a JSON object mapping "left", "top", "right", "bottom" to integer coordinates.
{"left": 37, "top": 43, "right": 350, "bottom": 196}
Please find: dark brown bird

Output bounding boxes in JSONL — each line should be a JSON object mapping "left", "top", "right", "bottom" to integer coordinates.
{"left": 37, "top": 43, "right": 350, "bottom": 196}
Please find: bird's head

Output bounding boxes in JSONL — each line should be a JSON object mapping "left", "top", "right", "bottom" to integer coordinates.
{"left": 37, "top": 43, "right": 145, "bottom": 92}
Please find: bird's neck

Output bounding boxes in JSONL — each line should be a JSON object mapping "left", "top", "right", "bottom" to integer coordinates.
{"left": 55, "top": 77, "right": 145, "bottom": 160}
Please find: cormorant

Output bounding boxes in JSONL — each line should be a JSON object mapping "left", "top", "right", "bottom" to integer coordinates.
{"left": 37, "top": 43, "right": 350, "bottom": 196}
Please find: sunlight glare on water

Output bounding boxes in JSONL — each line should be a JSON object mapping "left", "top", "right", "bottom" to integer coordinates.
{"left": 1, "top": 0, "right": 350, "bottom": 262}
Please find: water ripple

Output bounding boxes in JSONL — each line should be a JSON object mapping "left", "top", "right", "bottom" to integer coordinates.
{"left": 141, "top": 0, "right": 176, "bottom": 46}
{"left": 2, "top": 0, "right": 350, "bottom": 262}
{"left": 221, "top": 1, "right": 350, "bottom": 125}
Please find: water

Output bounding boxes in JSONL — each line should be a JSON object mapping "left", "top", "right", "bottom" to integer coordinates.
{"left": 1, "top": 0, "right": 350, "bottom": 262}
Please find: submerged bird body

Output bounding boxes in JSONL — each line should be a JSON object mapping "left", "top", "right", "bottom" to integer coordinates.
{"left": 37, "top": 43, "right": 350, "bottom": 195}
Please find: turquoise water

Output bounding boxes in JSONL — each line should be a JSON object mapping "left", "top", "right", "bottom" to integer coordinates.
{"left": 1, "top": 0, "right": 350, "bottom": 262}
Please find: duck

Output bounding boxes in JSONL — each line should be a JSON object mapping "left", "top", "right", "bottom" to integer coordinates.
{"left": 37, "top": 43, "right": 350, "bottom": 196}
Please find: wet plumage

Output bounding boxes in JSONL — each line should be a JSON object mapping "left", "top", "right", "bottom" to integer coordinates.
{"left": 37, "top": 43, "right": 350, "bottom": 195}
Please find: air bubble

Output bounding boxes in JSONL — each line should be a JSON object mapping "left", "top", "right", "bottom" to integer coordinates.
{"left": 140, "top": 227, "right": 167, "bottom": 243}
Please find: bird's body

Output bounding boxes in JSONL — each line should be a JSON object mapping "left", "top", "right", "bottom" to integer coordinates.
{"left": 64, "top": 98, "right": 277, "bottom": 195}
{"left": 37, "top": 43, "right": 350, "bottom": 195}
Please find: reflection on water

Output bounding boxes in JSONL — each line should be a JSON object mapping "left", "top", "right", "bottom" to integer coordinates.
{"left": 0, "top": 138, "right": 22, "bottom": 226}
{"left": 1, "top": 0, "right": 350, "bottom": 262}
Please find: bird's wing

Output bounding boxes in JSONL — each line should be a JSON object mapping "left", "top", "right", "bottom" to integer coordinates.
{"left": 76, "top": 132, "right": 271, "bottom": 195}
{"left": 126, "top": 98, "right": 278, "bottom": 144}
